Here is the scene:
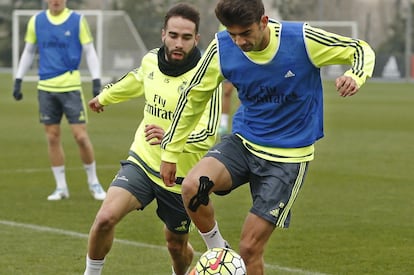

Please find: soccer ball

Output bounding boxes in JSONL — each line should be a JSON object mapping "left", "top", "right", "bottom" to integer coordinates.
{"left": 190, "top": 247, "right": 247, "bottom": 275}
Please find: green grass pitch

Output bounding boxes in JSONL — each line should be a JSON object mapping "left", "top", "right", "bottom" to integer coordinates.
{"left": 0, "top": 72, "right": 413, "bottom": 274}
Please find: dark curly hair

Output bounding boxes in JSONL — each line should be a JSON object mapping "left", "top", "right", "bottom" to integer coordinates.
{"left": 164, "top": 2, "right": 200, "bottom": 33}
{"left": 215, "top": 0, "right": 264, "bottom": 28}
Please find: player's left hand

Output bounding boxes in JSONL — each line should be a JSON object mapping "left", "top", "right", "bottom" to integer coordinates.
{"left": 160, "top": 161, "right": 177, "bottom": 187}
{"left": 92, "top": 79, "right": 101, "bottom": 97}
{"left": 145, "top": 124, "right": 165, "bottom": 145}
{"left": 335, "top": 76, "right": 359, "bottom": 97}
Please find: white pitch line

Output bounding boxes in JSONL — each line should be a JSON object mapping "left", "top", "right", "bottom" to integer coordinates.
{"left": 0, "top": 219, "right": 329, "bottom": 275}
{"left": 0, "top": 165, "right": 120, "bottom": 174}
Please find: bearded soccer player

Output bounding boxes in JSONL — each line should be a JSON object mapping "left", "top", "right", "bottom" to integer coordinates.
{"left": 84, "top": 3, "right": 221, "bottom": 275}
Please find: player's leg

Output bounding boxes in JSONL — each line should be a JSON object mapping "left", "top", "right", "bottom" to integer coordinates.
{"left": 39, "top": 90, "right": 69, "bottom": 200}
{"left": 70, "top": 123, "right": 106, "bottom": 200}
{"left": 44, "top": 124, "right": 70, "bottom": 199}
{"left": 164, "top": 227, "right": 193, "bottom": 275}
{"left": 182, "top": 135, "right": 249, "bottom": 249}
{"left": 87, "top": 186, "right": 140, "bottom": 258}
{"left": 239, "top": 213, "right": 274, "bottom": 275}
{"left": 156, "top": 184, "right": 194, "bottom": 274}
{"left": 65, "top": 90, "right": 105, "bottom": 199}
{"left": 44, "top": 124, "right": 69, "bottom": 200}
{"left": 181, "top": 156, "right": 232, "bottom": 249}
{"left": 240, "top": 160, "right": 309, "bottom": 274}
{"left": 85, "top": 186, "right": 141, "bottom": 275}
{"left": 44, "top": 124, "right": 64, "bottom": 166}
{"left": 85, "top": 162, "right": 147, "bottom": 275}
{"left": 70, "top": 123, "right": 94, "bottom": 164}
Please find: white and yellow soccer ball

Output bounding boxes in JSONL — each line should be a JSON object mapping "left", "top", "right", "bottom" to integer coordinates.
{"left": 190, "top": 247, "right": 247, "bottom": 275}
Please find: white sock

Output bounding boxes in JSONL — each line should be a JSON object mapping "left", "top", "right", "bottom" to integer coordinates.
{"left": 84, "top": 161, "right": 99, "bottom": 185}
{"left": 51, "top": 166, "right": 67, "bottom": 189}
{"left": 220, "top": 114, "right": 229, "bottom": 129}
{"left": 172, "top": 266, "right": 192, "bottom": 275}
{"left": 199, "top": 221, "right": 226, "bottom": 249}
{"left": 84, "top": 254, "right": 105, "bottom": 275}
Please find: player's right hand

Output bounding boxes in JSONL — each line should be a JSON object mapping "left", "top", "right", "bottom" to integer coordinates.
{"left": 160, "top": 161, "right": 177, "bottom": 187}
{"left": 88, "top": 96, "right": 104, "bottom": 113}
{"left": 13, "top": 79, "right": 23, "bottom": 101}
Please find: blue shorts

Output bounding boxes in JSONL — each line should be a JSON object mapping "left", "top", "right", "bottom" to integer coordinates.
{"left": 205, "top": 135, "right": 309, "bottom": 228}
{"left": 111, "top": 161, "right": 191, "bottom": 234}
{"left": 38, "top": 90, "right": 87, "bottom": 124}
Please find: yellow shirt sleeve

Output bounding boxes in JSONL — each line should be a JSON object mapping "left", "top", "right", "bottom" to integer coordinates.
{"left": 79, "top": 16, "right": 94, "bottom": 45}
{"left": 161, "top": 39, "right": 224, "bottom": 163}
{"left": 304, "top": 23, "right": 375, "bottom": 87}
{"left": 25, "top": 16, "right": 36, "bottom": 44}
{"left": 98, "top": 68, "right": 145, "bottom": 105}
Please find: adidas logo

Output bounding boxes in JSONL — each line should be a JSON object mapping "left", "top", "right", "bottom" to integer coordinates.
{"left": 174, "top": 221, "right": 188, "bottom": 232}
{"left": 269, "top": 208, "right": 280, "bottom": 218}
{"left": 270, "top": 202, "right": 286, "bottom": 217}
{"left": 284, "top": 70, "right": 295, "bottom": 78}
{"left": 116, "top": 175, "right": 129, "bottom": 182}
{"left": 64, "top": 30, "right": 71, "bottom": 36}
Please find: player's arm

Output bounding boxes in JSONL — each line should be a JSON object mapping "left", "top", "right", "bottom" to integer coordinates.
{"left": 89, "top": 67, "right": 144, "bottom": 113}
{"left": 83, "top": 43, "right": 100, "bottom": 80}
{"left": 13, "top": 16, "right": 37, "bottom": 100}
{"left": 183, "top": 84, "right": 222, "bottom": 152}
{"left": 79, "top": 15, "right": 101, "bottom": 96}
{"left": 98, "top": 68, "right": 145, "bottom": 105}
{"left": 16, "top": 15, "right": 37, "bottom": 79}
{"left": 160, "top": 40, "right": 223, "bottom": 186}
{"left": 15, "top": 43, "right": 36, "bottom": 79}
{"left": 304, "top": 23, "right": 375, "bottom": 90}
{"left": 161, "top": 40, "right": 223, "bottom": 162}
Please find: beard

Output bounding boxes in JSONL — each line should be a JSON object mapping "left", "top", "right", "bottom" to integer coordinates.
{"left": 163, "top": 43, "right": 195, "bottom": 65}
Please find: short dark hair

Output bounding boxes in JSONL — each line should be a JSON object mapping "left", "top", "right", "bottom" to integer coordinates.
{"left": 215, "top": 0, "right": 264, "bottom": 27}
{"left": 164, "top": 2, "right": 200, "bottom": 33}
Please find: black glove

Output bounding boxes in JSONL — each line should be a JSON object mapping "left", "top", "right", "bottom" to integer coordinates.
{"left": 13, "top": 79, "right": 23, "bottom": 101}
{"left": 92, "top": 79, "right": 101, "bottom": 97}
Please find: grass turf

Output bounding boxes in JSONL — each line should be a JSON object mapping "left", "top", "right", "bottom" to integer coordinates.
{"left": 0, "top": 73, "right": 413, "bottom": 274}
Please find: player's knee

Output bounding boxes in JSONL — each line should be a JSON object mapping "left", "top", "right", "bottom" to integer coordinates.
{"left": 93, "top": 209, "right": 118, "bottom": 232}
{"left": 73, "top": 132, "right": 90, "bottom": 147}
{"left": 185, "top": 176, "right": 215, "bottom": 212}
{"left": 46, "top": 132, "right": 60, "bottom": 146}
{"left": 181, "top": 176, "right": 199, "bottom": 200}
{"left": 239, "top": 240, "right": 263, "bottom": 265}
{"left": 166, "top": 237, "right": 187, "bottom": 255}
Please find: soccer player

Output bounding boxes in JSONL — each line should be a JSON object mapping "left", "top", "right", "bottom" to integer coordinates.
{"left": 219, "top": 78, "right": 236, "bottom": 137}
{"left": 83, "top": 3, "right": 221, "bottom": 275}
{"left": 160, "top": 0, "right": 375, "bottom": 274}
{"left": 12, "top": 0, "right": 106, "bottom": 201}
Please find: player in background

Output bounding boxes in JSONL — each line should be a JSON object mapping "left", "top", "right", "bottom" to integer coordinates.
{"left": 160, "top": 0, "right": 375, "bottom": 274}
{"left": 12, "top": 0, "right": 105, "bottom": 201}
{"left": 83, "top": 3, "right": 222, "bottom": 275}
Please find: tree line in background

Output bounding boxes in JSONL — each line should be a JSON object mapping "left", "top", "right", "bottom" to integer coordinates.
{"left": 1, "top": 0, "right": 413, "bottom": 77}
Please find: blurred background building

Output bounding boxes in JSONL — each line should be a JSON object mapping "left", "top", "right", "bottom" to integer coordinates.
{"left": 2, "top": 0, "right": 413, "bottom": 80}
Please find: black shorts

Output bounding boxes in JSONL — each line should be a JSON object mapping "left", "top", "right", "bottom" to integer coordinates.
{"left": 205, "top": 135, "right": 309, "bottom": 227}
{"left": 111, "top": 161, "right": 191, "bottom": 234}
{"left": 38, "top": 90, "right": 87, "bottom": 124}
